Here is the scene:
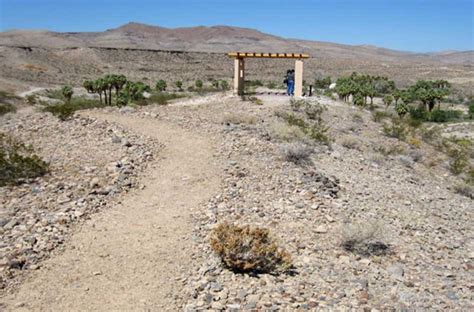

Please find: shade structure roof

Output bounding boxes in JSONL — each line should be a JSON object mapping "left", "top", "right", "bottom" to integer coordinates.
{"left": 227, "top": 52, "right": 309, "bottom": 59}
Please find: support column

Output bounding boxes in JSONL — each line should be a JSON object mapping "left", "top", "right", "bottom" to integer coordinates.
{"left": 233, "top": 58, "right": 245, "bottom": 95}
{"left": 294, "top": 59, "right": 303, "bottom": 97}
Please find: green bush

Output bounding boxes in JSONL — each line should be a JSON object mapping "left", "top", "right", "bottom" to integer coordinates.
{"left": 409, "top": 107, "right": 463, "bottom": 123}
{"left": 210, "top": 222, "right": 292, "bottom": 274}
{"left": 195, "top": 79, "right": 203, "bottom": 90}
{"left": 62, "top": 85, "right": 74, "bottom": 102}
{"left": 175, "top": 81, "right": 183, "bottom": 91}
{"left": 469, "top": 103, "right": 474, "bottom": 119}
{"left": 156, "top": 79, "right": 167, "bottom": 92}
{"left": 0, "top": 133, "right": 49, "bottom": 186}
{"left": 383, "top": 118, "right": 408, "bottom": 140}
{"left": 0, "top": 103, "right": 16, "bottom": 116}
{"left": 42, "top": 98, "right": 104, "bottom": 120}
{"left": 430, "top": 109, "right": 462, "bottom": 122}
{"left": 372, "top": 110, "right": 392, "bottom": 123}
{"left": 147, "top": 92, "right": 185, "bottom": 105}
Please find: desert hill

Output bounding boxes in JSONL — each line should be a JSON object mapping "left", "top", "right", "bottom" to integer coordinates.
{"left": 1, "top": 22, "right": 472, "bottom": 64}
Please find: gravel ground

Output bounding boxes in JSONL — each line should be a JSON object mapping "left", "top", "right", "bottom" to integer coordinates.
{"left": 1, "top": 94, "right": 472, "bottom": 310}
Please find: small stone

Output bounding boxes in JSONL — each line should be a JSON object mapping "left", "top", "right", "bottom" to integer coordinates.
{"left": 315, "top": 225, "right": 327, "bottom": 233}
{"left": 387, "top": 263, "right": 404, "bottom": 280}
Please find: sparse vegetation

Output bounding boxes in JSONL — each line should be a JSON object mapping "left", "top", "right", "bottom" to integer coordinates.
{"left": 210, "top": 222, "right": 292, "bottom": 274}
{"left": 222, "top": 112, "right": 257, "bottom": 125}
{"left": 156, "top": 79, "right": 167, "bottom": 92}
{"left": 280, "top": 142, "right": 313, "bottom": 165}
{"left": 175, "top": 80, "right": 183, "bottom": 91}
{"left": 453, "top": 183, "right": 474, "bottom": 199}
{"left": 340, "top": 221, "right": 389, "bottom": 256}
{"left": 0, "top": 103, "right": 16, "bottom": 116}
{"left": 0, "top": 133, "right": 49, "bottom": 186}
{"left": 383, "top": 118, "right": 408, "bottom": 140}
{"left": 61, "top": 85, "right": 73, "bottom": 102}
{"left": 42, "top": 98, "right": 104, "bottom": 121}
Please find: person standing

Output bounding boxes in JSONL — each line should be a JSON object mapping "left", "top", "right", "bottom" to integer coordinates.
{"left": 285, "top": 69, "right": 295, "bottom": 96}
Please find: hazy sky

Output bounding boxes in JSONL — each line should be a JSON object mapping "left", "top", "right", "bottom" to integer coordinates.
{"left": 1, "top": 0, "right": 473, "bottom": 52}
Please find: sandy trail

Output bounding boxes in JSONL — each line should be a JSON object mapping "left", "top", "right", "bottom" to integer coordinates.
{"left": 2, "top": 111, "right": 219, "bottom": 311}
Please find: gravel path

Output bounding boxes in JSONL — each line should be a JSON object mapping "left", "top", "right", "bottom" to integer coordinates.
{"left": 1, "top": 111, "right": 220, "bottom": 311}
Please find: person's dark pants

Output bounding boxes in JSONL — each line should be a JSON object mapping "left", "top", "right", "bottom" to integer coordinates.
{"left": 287, "top": 80, "right": 294, "bottom": 96}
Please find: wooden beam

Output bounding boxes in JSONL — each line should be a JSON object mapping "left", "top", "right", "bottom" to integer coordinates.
{"left": 227, "top": 52, "right": 309, "bottom": 59}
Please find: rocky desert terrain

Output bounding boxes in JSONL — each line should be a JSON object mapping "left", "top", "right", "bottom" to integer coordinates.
{"left": 0, "top": 23, "right": 473, "bottom": 311}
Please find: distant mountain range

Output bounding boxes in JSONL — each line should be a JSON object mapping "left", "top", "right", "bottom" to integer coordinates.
{"left": 1, "top": 22, "right": 472, "bottom": 64}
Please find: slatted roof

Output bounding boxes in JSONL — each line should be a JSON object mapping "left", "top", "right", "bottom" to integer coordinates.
{"left": 227, "top": 52, "right": 309, "bottom": 59}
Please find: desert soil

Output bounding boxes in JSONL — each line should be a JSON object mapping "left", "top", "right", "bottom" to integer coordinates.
{"left": 1, "top": 93, "right": 472, "bottom": 311}
{"left": 1, "top": 110, "right": 219, "bottom": 310}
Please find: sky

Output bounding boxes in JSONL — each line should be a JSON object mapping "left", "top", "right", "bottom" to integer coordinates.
{"left": 0, "top": 0, "right": 473, "bottom": 52}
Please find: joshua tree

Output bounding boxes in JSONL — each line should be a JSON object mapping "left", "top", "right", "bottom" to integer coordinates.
{"left": 195, "top": 79, "right": 203, "bottom": 90}
{"left": 383, "top": 94, "right": 393, "bottom": 108}
{"left": 156, "top": 79, "right": 167, "bottom": 92}
{"left": 82, "top": 80, "right": 94, "bottom": 93}
{"left": 61, "top": 85, "right": 73, "bottom": 102}
{"left": 211, "top": 80, "right": 219, "bottom": 89}
{"left": 175, "top": 80, "right": 183, "bottom": 91}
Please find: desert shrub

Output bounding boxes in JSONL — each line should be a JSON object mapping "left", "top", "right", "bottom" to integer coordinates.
{"left": 267, "top": 81, "right": 277, "bottom": 89}
{"left": 420, "top": 126, "right": 442, "bottom": 143}
{"left": 304, "top": 101, "right": 326, "bottom": 120}
{"left": 448, "top": 148, "right": 469, "bottom": 175}
{"left": 430, "top": 109, "right": 463, "bottom": 122}
{"left": 269, "top": 122, "right": 307, "bottom": 142}
{"left": 210, "top": 222, "right": 292, "bottom": 274}
{"left": 314, "top": 76, "right": 331, "bottom": 89}
{"left": 45, "top": 88, "right": 64, "bottom": 100}
{"left": 147, "top": 92, "right": 185, "bottom": 105}
{"left": 280, "top": 142, "right": 313, "bottom": 165}
{"left": 175, "top": 80, "right": 183, "bottom": 91}
{"left": 42, "top": 98, "right": 103, "bottom": 120}
{"left": 156, "top": 79, "right": 167, "bottom": 92}
{"left": 195, "top": 79, "right": 203, "bottom": 90}
{"left": 341, "top": 137, "right": 359, "bottom": 149}
{"left": 340, "top": 221, "right": 389, "bottom": 256}
{"left": 290, "top": 98, "right": 305, "bottom": 111}
{"left": 352, "top": 113, "right": 363, "bottom": 123}
{"left": 0, "top": 103, "right": 16, "bottom": 116}
{"left": 383, "top": 118, "right": 408, "bottom": 140}
{"left": 372, "top": 110, "right": 392, "bottom": 122}
{"left": 409, "top": 107, "right": 463, "bottom": 123}
{"left": 222, "top": 112, "right": 257, "bottom": 125}
{"left": 25, "top": 94, "right": 37, "bottom": 105}
{"left": 61, "top": 85, "right": 73, "bottom": 102}
{"left": 43, "top": 103, "right": 75, "bottom": 120}
{"left": 469, "top": 103, "right": 474, "bottom": 119}
{"left": 375, "top": 144, "right": 405, "bottom": 156}
{"left": 453, "top": 183, "right": 474, "bottom": 199}
{"left": 219, "top": 80, "right": 228, "bottom": 90}
{"left": 283, "top": 113, "right": 331, "bottom": 144}
{"left": 408, "top": 137, "right": 422, "bottom": 148}
{"left": 246, "top": 80, "right": 264, "bottom": 87}
{"left": 0, "top": 133, "right": 49, "bottom": 186}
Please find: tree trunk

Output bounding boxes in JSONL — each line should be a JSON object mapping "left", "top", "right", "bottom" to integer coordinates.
{"left": 109, "top": 87, "right": 112, "bottom": 105}
{"left": 99, "top": 92, "right": 102, "bottom": 104}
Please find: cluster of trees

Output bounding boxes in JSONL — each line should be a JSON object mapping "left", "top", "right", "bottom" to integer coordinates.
{"left": 83, "top": 74, "right": 151, "bottom": 106}
{"left": 334, "top": 72, "right": 451, "bottom": 115}
{"left": 335, "top": 73, "right": 395, "bottom": 106}
{"left": 156, "top": 79, "right": 229, "bottom": 93}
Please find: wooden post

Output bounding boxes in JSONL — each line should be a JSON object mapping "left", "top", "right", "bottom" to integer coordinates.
{"left": 234, "top": 58, "right": 245, "bottom": 95}
{"left": 294, "top": 59, "right": 303, "bottom": 97}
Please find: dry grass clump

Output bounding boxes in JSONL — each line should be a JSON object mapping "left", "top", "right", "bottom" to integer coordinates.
{"left": 340, "top": 221, "right": 390, "bottom": 256}
{"left": 280, "top": 142, "right": 313, "bottom": 165}
{"left": 222, "top": 112, "right": 257, "bottom": 125}
{"left": 210, "top": 222, "right": 292, "bottom": 274}
{"left": 268, "top": 121, "right": 307, "bottom": 142}
{"left": 341, "top": 137, "right": 359, "bottom": 149}
{"left": 0, "top": 133, "right": 49, "bottom": 186}
{"left": 453, "top": 183, "right": 474, "bottom": 199}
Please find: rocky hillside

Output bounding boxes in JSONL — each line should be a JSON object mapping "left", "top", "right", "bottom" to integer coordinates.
{"left": 1, "top": 22, "right": 472, "bottom": 64}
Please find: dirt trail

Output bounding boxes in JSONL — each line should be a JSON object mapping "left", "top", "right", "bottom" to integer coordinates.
{"left": 2, "top": 112, "right": 220, "bottom": 311}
